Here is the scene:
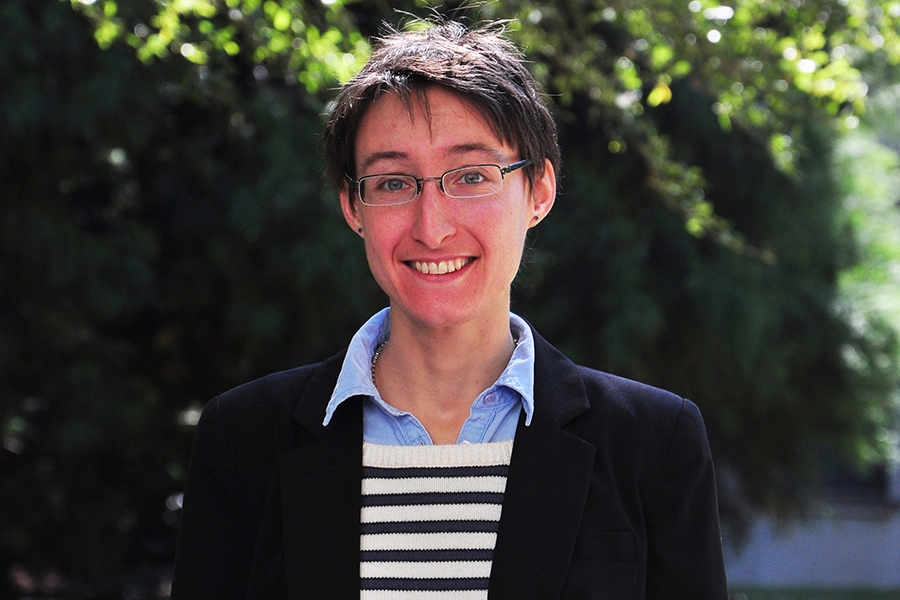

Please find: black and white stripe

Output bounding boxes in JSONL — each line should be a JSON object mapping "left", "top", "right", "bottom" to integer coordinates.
{"left": 360, "top": 441, "right": 513, "bottom": 600}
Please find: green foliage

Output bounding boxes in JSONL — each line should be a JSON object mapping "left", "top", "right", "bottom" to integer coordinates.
{"left": 70, "top": 0, "right": 369, "bottom": 94}
{"left": 2, "top": 0, "right": 899, "bottom": 594}
{"left": 504, "top": 0, "right": 900, "bottom": 241}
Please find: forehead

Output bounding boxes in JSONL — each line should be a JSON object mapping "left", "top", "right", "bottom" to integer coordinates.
{"left": 353, "top": 87, "right": 512, "bottom": 170}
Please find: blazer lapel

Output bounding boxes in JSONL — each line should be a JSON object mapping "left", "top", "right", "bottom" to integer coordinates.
{"left": 488, "top": 329, "right": 596, "bottom": 600}
{"left": 279, "top": 354, "right": 364, "bottom": 600}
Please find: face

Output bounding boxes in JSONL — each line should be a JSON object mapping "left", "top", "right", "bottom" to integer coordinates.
{"left": 340, "top": 86, "right": 555, "bottom": 332}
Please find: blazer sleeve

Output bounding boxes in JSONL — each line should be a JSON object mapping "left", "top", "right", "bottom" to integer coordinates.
{"left": 644, "top": 398, "right": 728, "bottom": 600}
{"left": 171, "top": 396, "right": 258, "bottom": 600}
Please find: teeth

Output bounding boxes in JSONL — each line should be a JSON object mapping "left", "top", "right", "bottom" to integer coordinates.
{"left": 414, "top": 258, "right": 468, "bottom": 275}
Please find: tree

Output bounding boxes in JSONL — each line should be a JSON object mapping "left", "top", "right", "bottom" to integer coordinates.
{"left": 1, "top": 0, "right": 378, "bottom": 595}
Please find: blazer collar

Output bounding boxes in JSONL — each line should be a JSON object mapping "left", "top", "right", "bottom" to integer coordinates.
{"left": 279, "top": 327, "right": 595, "bottom": 600}
{"left": 530, "top": 326, "right": 591, "bottom": 425}
{"left": 290, "top": 350, "right": 347, "bottom": 438}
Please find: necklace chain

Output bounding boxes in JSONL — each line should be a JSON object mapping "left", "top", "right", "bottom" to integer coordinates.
{"left": 370, "top": 340, "right": 387, "bottom": 388}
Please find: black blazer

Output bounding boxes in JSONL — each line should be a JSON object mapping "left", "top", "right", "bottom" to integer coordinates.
{"left": 172, "top": 328, "right": 728, "bottom": 599}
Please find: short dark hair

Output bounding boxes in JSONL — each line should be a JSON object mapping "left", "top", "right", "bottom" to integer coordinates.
{"left": 322, "top": 20, "right": 559, "bottom": 202}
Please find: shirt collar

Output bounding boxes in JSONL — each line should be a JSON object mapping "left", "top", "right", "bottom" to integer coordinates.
{"left": 323, "top": 308, "right": 535, "bottom": 427}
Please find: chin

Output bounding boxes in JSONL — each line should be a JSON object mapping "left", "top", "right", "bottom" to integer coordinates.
{"left": 395, "top": 297, "right": 505, "bottom": 331}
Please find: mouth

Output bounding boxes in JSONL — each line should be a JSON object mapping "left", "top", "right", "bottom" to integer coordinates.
{"left": 410, "top": 257, "right": 474, "bottom": 275}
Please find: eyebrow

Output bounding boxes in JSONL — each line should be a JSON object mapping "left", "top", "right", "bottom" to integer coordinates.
{"left": 357, "top": 143, "right": 508, "bottom": 175}
{"left": 357, "top": 151, "right": 407, "bottom": 174}
{"left": 450, "top": 143, "right": 507, "bottom": 163}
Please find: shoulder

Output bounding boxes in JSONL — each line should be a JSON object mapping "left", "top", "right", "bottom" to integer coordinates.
{"left": 530, "top": 325, "right": 693, "bottom": 433}
{"left": 575, "top": 364, "right": 706, "bottom": 439}
{"left": 213, "top": 362, "right": 323, "bottom": 417}
{"left": 567, "top": 364, "right": 712, "bottom": 485}
{"left": 195, "top": 351, "right": 346, "bottom": 453}
{"left": 205, "top": 363, "right": 316, "bottom": 427}
{"left": 575, "top": 365, "right": 689, "bottom": 424}
{"left": 530, "top": 326, "right": 707, "bottom": 461}
{"left": 533, "top": 322, "right": 712, "bottom": 471}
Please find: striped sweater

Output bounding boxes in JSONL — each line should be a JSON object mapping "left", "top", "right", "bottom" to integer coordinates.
{"left": 360, "top": 440, "right": 514, "bottom": 600}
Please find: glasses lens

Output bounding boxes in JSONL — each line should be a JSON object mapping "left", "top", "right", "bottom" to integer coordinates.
{"left": 359, "top": 175, "right": 417, "bottom": 206}
{"left": 442, "top": 165, "right": 503, "bottom": 198}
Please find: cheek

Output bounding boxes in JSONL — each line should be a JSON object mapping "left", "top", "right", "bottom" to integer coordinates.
{"left": 491, "top": 215, "right": 532, "bottom": 275}
{"left": 363, "top": 236, "right": 389, "bottom": 273}
{"left": 361, "top": 223, "right": 402, "bottom": 284}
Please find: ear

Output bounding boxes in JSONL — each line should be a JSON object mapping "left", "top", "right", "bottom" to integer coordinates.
{"left": 528, "top": 159, "right": 556, "bottom": 227}
{"left": 340, "top": 185, "right": 364, "bottom": 236}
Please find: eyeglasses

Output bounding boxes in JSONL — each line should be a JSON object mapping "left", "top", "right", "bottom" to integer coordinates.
{"left": 346, "top": 159, "right": 532, "bottom": 207}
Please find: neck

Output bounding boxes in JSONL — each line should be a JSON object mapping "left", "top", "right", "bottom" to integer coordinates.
{"left": 373, "top": 311, "right": 517, "bottom": 444}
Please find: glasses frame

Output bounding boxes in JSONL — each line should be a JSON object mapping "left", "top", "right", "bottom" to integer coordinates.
{"left": 346, "top": 159, "right": 532, "bottom": 207}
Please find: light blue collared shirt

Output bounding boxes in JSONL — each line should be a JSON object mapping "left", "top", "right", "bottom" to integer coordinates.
{"left": 324, "top": 308, "right": 535, "bottom": 445}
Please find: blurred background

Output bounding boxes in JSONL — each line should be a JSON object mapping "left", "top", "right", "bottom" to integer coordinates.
{"left": 2, "top": 0, "right": 900, "bottom": 597}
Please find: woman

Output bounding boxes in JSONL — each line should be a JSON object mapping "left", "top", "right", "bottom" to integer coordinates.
{"left": 172, "top": 19, "right": 728, "bottom": 600}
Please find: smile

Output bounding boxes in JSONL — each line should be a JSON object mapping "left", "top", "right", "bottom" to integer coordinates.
{"left": 411, "top": 258, "right": 472, "bottom": 275}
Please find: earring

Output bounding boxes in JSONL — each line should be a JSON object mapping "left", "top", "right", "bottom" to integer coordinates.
{"left": 357, "top": 227, "right": 363, "bottom": 233}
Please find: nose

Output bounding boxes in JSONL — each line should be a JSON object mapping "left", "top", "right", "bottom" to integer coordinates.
{"left": 411, "top": 178, "right": 455, "bottom": 248}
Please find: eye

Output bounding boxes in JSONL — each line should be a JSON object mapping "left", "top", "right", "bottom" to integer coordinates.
{"left": 443, "top": 165, "right": 502, "bottom": 198}
{"left": 453, "top": 168, "right": 490, "bottom": 186}
{"left": 460, "top": 170, "right": 487, "bottom": 185}
{"left": 358, "top": 174, "right": 417, "bottom": 205}
{"left": 376, "top": 177, "right": 412, "bottom": 192}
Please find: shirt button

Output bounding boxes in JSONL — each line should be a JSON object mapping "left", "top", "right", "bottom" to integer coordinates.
{"left": 484, "top": 394, "right": 496, "bottom": 406}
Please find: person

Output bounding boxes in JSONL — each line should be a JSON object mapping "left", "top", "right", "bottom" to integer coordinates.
{"left": 171, "top": 18, "right": 728, "bottom": 600}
